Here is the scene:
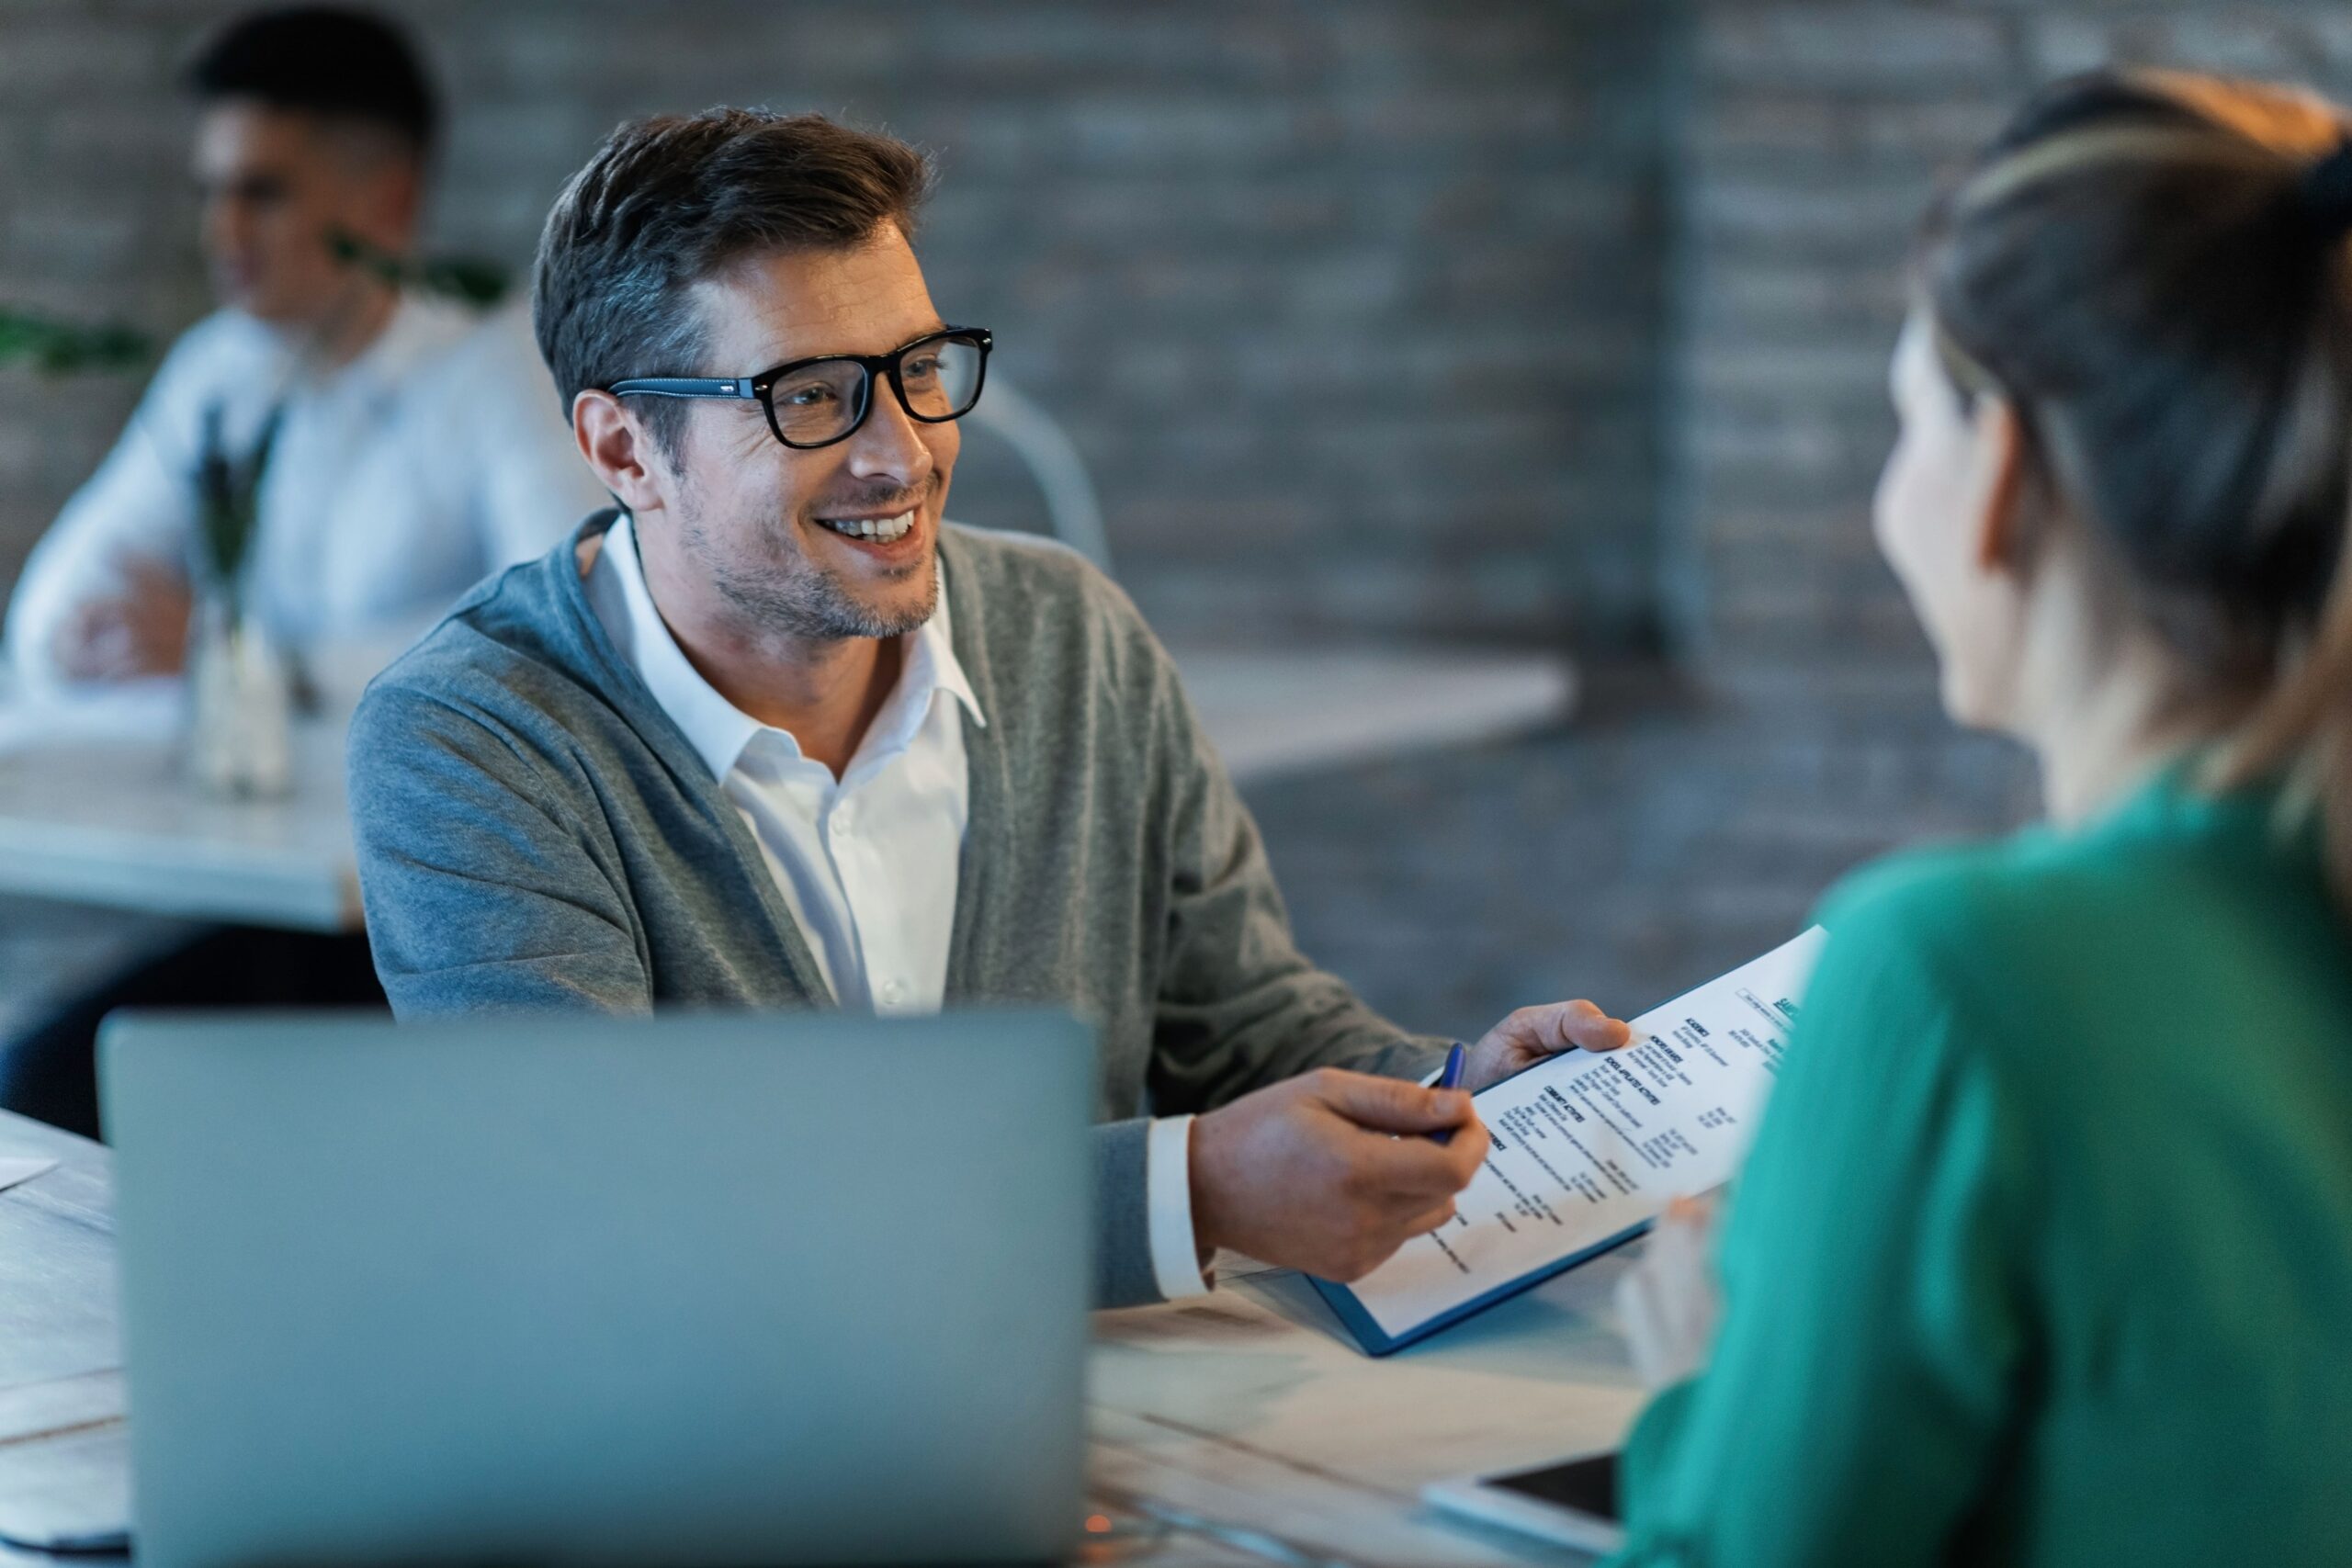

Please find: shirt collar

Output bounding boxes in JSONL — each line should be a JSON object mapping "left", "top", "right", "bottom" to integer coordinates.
{"left": 247, "top": 291, "right": 472, "bottom": 400}
{"left": 595, "top": 513, "right": 983, "bottom": 784}
{"left": 358, "top": 293, "right": 480, "bottom": 388}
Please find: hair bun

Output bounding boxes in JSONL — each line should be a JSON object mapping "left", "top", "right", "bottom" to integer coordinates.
{"left": 2301, "top": 140, "right": 2352, "bottom": 237}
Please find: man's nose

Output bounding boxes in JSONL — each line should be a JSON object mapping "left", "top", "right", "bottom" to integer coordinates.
{"left": 842, "top": 384, "right": 934, "bottom": 489}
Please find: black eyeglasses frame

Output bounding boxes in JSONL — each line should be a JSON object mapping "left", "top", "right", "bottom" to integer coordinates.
{"left": 605, "top": 325, "right": 993, "bottom": 451}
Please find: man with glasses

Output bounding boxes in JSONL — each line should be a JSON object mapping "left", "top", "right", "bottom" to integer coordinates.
{"left": 348, "top": 108, "right": 1629, "bottom": 1306}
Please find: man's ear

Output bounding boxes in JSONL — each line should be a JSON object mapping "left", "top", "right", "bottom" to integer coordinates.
{"left": 1972, "top": 395, "right": 2036, "bottom": 575}
{"left": 574, "top": 391, "right": 671, "bottom": 516}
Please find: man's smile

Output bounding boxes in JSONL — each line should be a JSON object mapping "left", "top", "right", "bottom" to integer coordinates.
{"left": 812, "top": 507, "right": 916, "bottom": 543}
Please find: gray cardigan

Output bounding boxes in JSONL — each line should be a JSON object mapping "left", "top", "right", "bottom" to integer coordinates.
{"left": 346, "top": 512, "right": 1445, "bottom": 1306}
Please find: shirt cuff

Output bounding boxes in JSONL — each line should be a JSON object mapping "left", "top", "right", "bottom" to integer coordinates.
{"left": 1145, "top": 1113, "right": 1215, "bottom": 1301}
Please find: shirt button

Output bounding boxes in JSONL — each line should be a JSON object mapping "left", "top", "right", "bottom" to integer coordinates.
{"left": 829, "top": 815, "right": 848, "bottom": 838}
{"left": 881, "top": 978, "right": 906, "bottom": 1004}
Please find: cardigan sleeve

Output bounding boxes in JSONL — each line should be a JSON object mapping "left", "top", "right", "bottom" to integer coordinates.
{"left": 1610, "top": 892, "right": 2037, "bottom": 1568}
{"left": 1138, "top": 642, "right": 1450, "bottom": 1114}
{"left": 348, "top": 679, "right": 654, "bottom": 1018}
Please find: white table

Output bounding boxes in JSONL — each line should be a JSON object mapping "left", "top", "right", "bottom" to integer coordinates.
{"left": 0, "top": 1108, "right": 1641, "bottom": 1566}
{"left": 0, "top": 647, "right": 1572, "bottom": 935}
{"left": 0, "top": 714, "right": 357, "bottom": 933}
{"left": 1165, "top": 643, "right": 1577, "bottom": 785}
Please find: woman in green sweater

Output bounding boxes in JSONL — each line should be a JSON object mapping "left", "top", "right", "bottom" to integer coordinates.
{"left": 1609, "top": 71, "right": 2352, "bottom": 1566}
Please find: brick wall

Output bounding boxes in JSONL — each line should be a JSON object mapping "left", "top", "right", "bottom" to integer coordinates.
{"left": 1679, "top": 0, "right": 2352, "bottom": 710}
{"left": 0, "top": 0, "right": 1675, "bottom": 651}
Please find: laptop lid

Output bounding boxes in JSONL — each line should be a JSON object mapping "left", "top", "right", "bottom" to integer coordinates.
{"left": 101, "top": 1009, "right": 1094, "bottom": 1568}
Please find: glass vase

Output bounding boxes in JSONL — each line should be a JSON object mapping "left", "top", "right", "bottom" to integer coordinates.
{"left": 186, "top": 591, "right": 292, "bottom": 799}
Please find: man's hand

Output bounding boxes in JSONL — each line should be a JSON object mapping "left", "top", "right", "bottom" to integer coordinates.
{"left": 1189, "top": 1067, "right": 1492, "bottom": 1283}
{"left": 1461, "top": 998, "right": 1633, "bottom": 1093}
{"left": 55, "top": 557, "right": 192, "bottom": 681}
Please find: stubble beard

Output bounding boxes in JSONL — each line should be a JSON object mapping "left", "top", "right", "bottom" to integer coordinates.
{"left": 684, "top": 499, "right": 939, "bottom": 645}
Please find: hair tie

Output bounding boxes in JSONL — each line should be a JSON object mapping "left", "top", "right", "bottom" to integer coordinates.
{"left": 2300, "top": 139, "right": 2352, "bottom": 238}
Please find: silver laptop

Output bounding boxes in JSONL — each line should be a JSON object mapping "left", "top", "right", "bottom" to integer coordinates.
{"left": 100, "top": 1009, "right": 1094, "bottom": 1568}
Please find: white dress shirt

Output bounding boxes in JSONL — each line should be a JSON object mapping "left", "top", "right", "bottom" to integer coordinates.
{"left": 7, "top": 295, "right": 607, "bottom": 699}
{"left": 586, "top": 514, "right": 1211, "bottom": 1298}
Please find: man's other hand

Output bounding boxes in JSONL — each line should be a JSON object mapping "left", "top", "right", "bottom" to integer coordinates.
{"left": 1187, "top": 1067, "right": 1491, "bottom": 1283}
{"left": 56, "top": 557, "right": 192, "bottom": 681}
{"left": 1462, "top": 999, "right": 1632, "bottom": 1093}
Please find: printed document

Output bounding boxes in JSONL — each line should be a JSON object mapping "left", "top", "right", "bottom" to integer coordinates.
{"left": 1326, "top": 927, "right": 1826, "bottom": 1348}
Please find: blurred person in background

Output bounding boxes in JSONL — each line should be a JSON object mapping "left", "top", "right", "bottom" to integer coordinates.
{"left": 1608, "top": 70, "right": 2352, "bottom": 1566}
{"left": 0, "top": 6, "right": 599, "bottom": 1138}
{"left": 4, "top": 5, "right": 601, "bottom": 703}
{"left": 348, "top": 107, "right": 1634, "bottom": 1308}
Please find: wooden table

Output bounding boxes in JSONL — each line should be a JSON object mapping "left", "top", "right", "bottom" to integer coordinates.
{"left": 0, "top": 647, "right": 1572, "bottom": 936}
{"left": 0, "top": 1111, "right": 125, "bottom": 1566}
{"left": 0, "top": 1108, "right": 1638, "bottom": 1566}
{"left": 1090, "top": 1258, "right": 1641, "bottom": 1565}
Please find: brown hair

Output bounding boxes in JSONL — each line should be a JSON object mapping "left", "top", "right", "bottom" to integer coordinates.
{"left": 531, "top": 107, "right": 933, "bottom": 456}
{"left": 1919, "top": 70, "right": 2352, "bottom": 908}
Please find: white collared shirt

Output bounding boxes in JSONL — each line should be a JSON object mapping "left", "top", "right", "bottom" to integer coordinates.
{"left": 586, "top": 515, "right": 1210, "bottom": 1298}
{"left": 586, "top": 513, "right": 978, "bottom": 1012}
{"left": 6, "top": 296, "right": 608, "bottom": 700}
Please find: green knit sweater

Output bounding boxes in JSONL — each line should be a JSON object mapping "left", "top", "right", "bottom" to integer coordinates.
{"left": 1612, "top": 769, "right": 2352, "bottom": 1565}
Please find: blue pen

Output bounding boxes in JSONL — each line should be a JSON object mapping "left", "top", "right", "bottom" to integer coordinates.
{"left": 1430, "top": 1042, "right": 1467, "bottom": 1145}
